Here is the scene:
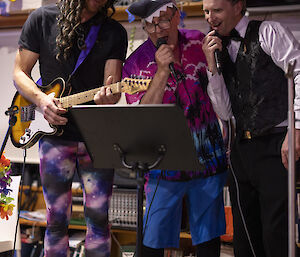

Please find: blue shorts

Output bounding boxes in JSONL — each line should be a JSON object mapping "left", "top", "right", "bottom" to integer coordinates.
{"left": 143, "top": 172, "right": 227, "bottom": 248}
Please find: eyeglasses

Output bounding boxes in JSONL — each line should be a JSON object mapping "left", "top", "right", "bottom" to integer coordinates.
{"left": 143, "top": 9, "right": 176, "bottom": 34}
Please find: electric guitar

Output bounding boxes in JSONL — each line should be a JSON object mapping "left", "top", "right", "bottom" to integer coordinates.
{"left": 10, "top": 77, "right": 151, "bottom": 149}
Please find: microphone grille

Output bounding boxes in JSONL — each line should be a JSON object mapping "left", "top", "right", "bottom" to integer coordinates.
{"left": 156, "top": 37, "right": 167, "bottom": 49}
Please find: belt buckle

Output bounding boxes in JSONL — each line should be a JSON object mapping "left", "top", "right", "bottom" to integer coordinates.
{"left": 244, "top": 130, "right": 252, "bottom": 139}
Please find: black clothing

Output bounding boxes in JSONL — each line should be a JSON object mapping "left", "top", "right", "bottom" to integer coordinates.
{"left": 141, "top": 245, "right": 164, "bottom": 257}
{"left": 196, "top": 237, "right": 221, "bottom": 257}
{"left": 19, "top": 5, "right": 128, "bottom": 141}
{"left": 220, "top": 19, "right": 300, "bottom": 257}
{"left": 229, "top": 132, "right": 289, "bottom": 257}
{"left": 141, "top": 237, "right": 221, "bottom": 257}
{"left": 221, "top": 20, "right": 288, "bottom": 138}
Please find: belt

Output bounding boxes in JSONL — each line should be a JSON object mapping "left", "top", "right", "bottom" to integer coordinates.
{"left": 242, "top": 126, "right": 287, "bottom": 140}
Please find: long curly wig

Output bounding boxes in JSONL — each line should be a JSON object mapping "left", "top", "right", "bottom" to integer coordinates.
{"left": 56, "top": 0, "right": 117, "bottom": 60}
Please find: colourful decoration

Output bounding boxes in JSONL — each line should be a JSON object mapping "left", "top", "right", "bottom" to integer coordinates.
{"left": 0, "top": 1, "right": 8, "bottom": 16}
{"left": 126, "top": 8, "right": 135, "bottom": 23}
{"left": 179, "top": 10, "right": 186, "bottom": 28}
{"left": 129, "top": 26, "right": 136, "bottom": 53}
{"left": 0, "top": 0, "right": 16, "bottom": 16}
{"left": 0, "top": 153, "right": 14, "bottom": 220}
{"left": 126, "top": 8, "right": 137, "bottom": 54}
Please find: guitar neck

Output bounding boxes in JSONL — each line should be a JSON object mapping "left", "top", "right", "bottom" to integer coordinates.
{"left": 60, "top": 82, "right": 122, "bottom": 108}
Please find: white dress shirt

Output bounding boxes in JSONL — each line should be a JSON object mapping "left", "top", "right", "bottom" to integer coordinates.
{"left": 207, "top": 16, "right": 300, "bottom": 128}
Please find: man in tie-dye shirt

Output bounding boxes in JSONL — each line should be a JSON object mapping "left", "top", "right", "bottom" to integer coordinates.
{"left": 124, "top": 0, "right": 228, "bottom": 256}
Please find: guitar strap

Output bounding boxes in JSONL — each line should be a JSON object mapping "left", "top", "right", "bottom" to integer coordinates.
{"left": 36, "top": 24, "right": 101, "bottom": 86}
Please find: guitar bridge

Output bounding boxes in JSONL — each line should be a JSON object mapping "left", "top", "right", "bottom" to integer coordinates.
{"left": 21, "top": 105, "right": 36, "bottom": 122}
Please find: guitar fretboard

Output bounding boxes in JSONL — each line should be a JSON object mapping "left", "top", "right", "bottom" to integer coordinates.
{"left": 59, "top": 82, "right": 122, "bottom": 108}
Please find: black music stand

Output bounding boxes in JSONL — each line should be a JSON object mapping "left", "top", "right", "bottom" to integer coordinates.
{"left": 70, "top": 104, "right": 204, "bottom": 257}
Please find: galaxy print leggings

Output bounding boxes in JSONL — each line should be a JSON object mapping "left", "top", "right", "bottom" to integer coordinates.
{"left": 39, "top": 137, "right": 114, "bottom": 257}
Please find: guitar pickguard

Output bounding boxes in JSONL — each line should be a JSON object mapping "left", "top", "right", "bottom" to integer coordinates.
{"left": 18, "top": 107, "right": 57, "bottom": 147}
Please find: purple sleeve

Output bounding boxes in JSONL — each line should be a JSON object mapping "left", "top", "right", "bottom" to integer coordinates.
{"left": 123, "top": 55, "right": 147, "bottom": 104}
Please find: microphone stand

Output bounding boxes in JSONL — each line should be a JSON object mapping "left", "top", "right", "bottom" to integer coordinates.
{"left": 286, "top": 60, "right": 297, "bottom": 257}
{"left": 0, "top": 105, "right": 18, "bottom": 157}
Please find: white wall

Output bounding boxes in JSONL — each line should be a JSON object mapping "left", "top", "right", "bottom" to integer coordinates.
{"left": 1, "top": 11, "right": 300, "bottom": 164}
{"left": 0, "top": 29, "right": 40, "bottom": 163}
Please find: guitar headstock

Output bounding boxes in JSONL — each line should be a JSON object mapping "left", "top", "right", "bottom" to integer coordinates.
{"left": 121, "top": 77, "right": 151, "bottom": 95}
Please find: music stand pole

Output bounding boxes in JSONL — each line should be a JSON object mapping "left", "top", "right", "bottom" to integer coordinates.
{"left": 135, "top": 163, "right": 146, "bottom": 257}
{"left": 113, "top": 144, "right": 166, "bottom": 257}
{"left": 286, "top": 60, "right": 297, "bottom": 257}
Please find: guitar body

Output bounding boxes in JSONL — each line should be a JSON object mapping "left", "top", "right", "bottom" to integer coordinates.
{"left": 10, "top": 77, "right": 67, "bottom": 149}
{"left": 10, "top": 76, "right": 151, "bottom": 149}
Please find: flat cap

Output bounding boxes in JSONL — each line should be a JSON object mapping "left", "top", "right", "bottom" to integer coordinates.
{"left": 128, "top": 0, "right": 177, "bottom": 22}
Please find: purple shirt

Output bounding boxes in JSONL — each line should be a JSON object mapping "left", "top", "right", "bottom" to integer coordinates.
{"left": 123, "top": 29, "right": 227, "bottom": 180}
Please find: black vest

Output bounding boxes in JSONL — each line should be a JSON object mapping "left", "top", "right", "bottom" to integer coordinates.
{"left": 221, "top": 20, "right": 288, "bottom": 137}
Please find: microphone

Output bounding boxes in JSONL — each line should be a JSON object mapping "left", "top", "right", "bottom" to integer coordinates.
{"left": 214, "top": 49, "right": 222, "bottom": 75}
{"left": 156, "top": 37, "right": 179, "bottom": 82}
{"left": 211, "top": 30, "right": 222, "bottom": 75}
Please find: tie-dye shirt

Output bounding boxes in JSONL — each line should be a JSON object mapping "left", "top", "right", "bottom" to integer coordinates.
{"left": 123, "top": 29, "right": 227, "bottom": 181}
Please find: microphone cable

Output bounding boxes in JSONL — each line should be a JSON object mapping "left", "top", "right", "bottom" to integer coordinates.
{"left": 12, "top": 148, "right": 27, "bottom": 257}
{"left": 227, "top": 119, "right": 257, "bottom": 257}
{"left": 132, "top": 172, "right": 162, "bottom": 257}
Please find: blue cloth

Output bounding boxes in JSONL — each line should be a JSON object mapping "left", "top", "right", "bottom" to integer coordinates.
{"left": 73, "top": 24, "right": 101, "bottom": 75}
{"left": 143, "top": 172, "right": 227, "bottom": 248}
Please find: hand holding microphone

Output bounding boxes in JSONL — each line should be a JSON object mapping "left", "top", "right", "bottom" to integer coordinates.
{"left": 202, "top": 30, "right": 223, "bottom": 75}
{"left": 156, "top": 37, "right": 178, "bottom": 80}
{"left": 155, "top": 37, "right": 179, "bottom": 82}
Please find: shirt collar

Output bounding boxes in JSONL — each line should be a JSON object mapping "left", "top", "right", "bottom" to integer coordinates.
{"left": 235, "top": 16, "right": 249, "bottom": 38}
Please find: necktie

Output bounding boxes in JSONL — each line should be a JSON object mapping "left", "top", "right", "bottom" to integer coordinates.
{"left": 222, "top": 28, "right": 244, "bottom": 48}
{"left": 230, "top": 28, "right": 243, "bottom": 42}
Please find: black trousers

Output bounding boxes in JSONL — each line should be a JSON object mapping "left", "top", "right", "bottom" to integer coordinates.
{"left": 229, "top": 131, "right": 299, "bottom": 257}
{"left": 142, "top": 237, "right": 221, "bottom": 257}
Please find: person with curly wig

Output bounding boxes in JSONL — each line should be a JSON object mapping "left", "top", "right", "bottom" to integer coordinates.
{"left": 13, "top": 0, "right": 128, "bottom": 256}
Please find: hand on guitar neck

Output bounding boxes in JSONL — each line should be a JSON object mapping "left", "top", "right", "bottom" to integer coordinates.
{"left": 94, "top": 75, "right": 121, "bottom": 105}
{"left": 40, "top": 75, "right": 120, "bottom": 125}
